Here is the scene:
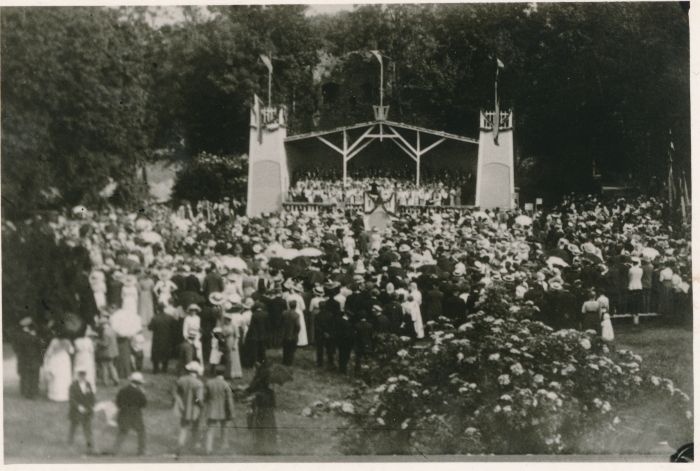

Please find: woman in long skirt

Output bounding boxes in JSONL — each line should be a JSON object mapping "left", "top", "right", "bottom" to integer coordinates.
{"left": 43, "top": 338, "right": 74, "bottom": 402}
{"left": 223, "top": 314, "right": 243, "bottom": 379}
{"left": 137, "top": 271, "right": 155, "bottom": 327}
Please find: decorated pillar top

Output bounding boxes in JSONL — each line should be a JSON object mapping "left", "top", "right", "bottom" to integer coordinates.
{"left": 480, "top": 110, "right": 513, "bottom": 130}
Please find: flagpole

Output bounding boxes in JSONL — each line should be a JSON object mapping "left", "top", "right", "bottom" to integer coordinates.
{"left": 379, "top": 54, "right": 384, "bottom": 109}
{"left": 268, "top": 52, "right": 272, "bottom": 106}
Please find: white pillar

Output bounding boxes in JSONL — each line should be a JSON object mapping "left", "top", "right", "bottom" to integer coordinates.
{"left": 342, "top": 130, "right": 348, "bottom": 187}
{"left": 416, "top": 132, "right": 421, "bottom": 186}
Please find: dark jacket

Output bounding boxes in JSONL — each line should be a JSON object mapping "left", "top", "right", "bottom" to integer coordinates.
{"left": 203, "top": 272, "right": 225, "bottom": 297}
{"left": 148, "top": 313, "right": 174, "bottom": 362}
{"left": 281, "top": 309, "right": 301, "bottom": 342}
{"left": 116, "top": 384, "right": 147, "bottom": 428}
{"left": 247, "top": 309, "right": 269, "bottom": 343}
{"left": 69, "top": 380, "right": 96, "bottom": 422}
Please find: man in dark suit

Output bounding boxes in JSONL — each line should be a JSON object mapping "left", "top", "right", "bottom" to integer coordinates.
{"left": 68, "top": 369, "right": 95, "bottom": 453}
{"left": 265, "top": 288, "right": 287, "bottom": 349}
{"left": 315, "top": 301, "right": 335, "bottom": 369}
{"left": 353, "top": 315, "right": 373, "bottom": 374}
{"left": 425, "top": 283, "right": 444, "bottom": 323}
{"left": 336, "top": 312, "right": 354, "bottom": 375}
{"left": 203, "top": 264, "right": 225, "bottom": 298}
{"left": 281, "top": 301, "right": 301, "bottom": 366}
{"left": 148, "top": 311, "right": 174, "bottom": 374}
{"left": 13, "top": 317, "right": 44, "bottom": 399}
{"left": 246, "top": 303, "right": 269, "bottom": 365}
{"left": 113, "top": 372, "right": 147, "bottom": 455}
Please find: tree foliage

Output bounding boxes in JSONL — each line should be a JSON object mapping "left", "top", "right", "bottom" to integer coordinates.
{"left": 171, "top": 152, "right": 248, "bottom": 206}
{"left": 1, "top": 4, "right": 690, "bottom": 217}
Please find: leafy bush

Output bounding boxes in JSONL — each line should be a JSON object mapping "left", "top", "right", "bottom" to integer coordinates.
{"left": 339, "top": 312, "right": 692, "bottom": 455}
{"left": 172, "top": 152, "right": 247, "bottom": 207}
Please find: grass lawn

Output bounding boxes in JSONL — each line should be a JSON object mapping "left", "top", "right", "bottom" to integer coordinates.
{"left": 3, "top": 320, "right": 692, "bottom": 461}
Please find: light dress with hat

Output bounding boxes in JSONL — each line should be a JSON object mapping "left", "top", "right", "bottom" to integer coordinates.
{"left": 285, "top": 285, "right": 308, "bottom": 346}
{"left": 121, "top": 275, "right": 140, "bottom": 316}
{"left": 43, "top": 338, "right": 74, "bottom": 402}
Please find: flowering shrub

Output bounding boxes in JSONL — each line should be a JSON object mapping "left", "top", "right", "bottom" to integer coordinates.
{"left": 339, "top": 313, "right": 692, "bottom": 455}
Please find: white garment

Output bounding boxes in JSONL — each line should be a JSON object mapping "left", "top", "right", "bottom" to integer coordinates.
{"left": 122, "top": 284, "right": 139, "bottom": 315}
{"left": 403, "top": 301, "right": 424, "bottom": 339}
{"left": 601, "top": 314, "right": 614, "bottom": 341}
{"left": 44, "top": 339, "right": 73, "bottom": 402}
{"left": 286, "top": 293, "right": 308, "bottom": 346}
{"left": 73, "top": 337, "right": 97, "bottom": 391}
{"left": 628, "top": 266, "right": 643, "bottom": 291}
{"left": 183, "top": 314, "right": 201, "bottom": 339}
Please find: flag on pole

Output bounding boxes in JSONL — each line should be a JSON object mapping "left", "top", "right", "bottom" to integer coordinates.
{"left": 260, "top": 54, "right": 273, "bottom": 74}
{"left": 254, "top": 94, "right": 263, "bottom": 143}
{"left": 370, "top": 50, "right": 383, "bottom": 65}
{"left": 493, "top": 58, "right": 504, "bottom": 144}
{"left": 667, "top": 129, "right": 675, "bottom": 212}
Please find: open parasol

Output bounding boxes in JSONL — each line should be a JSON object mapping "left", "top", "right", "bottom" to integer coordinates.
{"left": 297, "top": 247, "right": 323, "bottom": 258}
{"left": 110, "top": 309, "right": 142, "bottom": 337}
{"left": 546, "top": 256, "right": 570, "bottom": 268}
{"left": 642, "top": 247, "right": 660, "bottom": 259}
{"left": 139, "top": 231, "right": 162, "bottom": 245}
{"left": 219, "top": 255, "right": 248, "bottom": 271}
{"left": 515, "top": 215, "right": 533, "bottom": 226}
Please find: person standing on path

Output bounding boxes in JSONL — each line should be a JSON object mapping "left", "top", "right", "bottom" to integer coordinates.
{"left": 204, "top": 365, "right": 235, "bottom": 454}
{"left": 13, "top": 317, "right": 44, "bottom": 399}
{"left": 246, "top": 361, "right": 277, "bottom": 455}
{"left": 68, "top": 369, "right": 96, "bottom": 454}
{"left": 281, "top": 301, "right": 301, "bottom": 366}
{"left": 113, "top": 372, "right": 147, "bottom": 456}
{"left": 173, "top": 362, "right": 205, "bottom": 457}
{"left": 628, "top": 257, "right": 644, "bottom": 325}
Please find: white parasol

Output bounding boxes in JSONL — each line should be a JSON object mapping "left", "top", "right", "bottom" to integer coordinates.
{"left": 473, "top": 211, "right": 490, "bottom": 220}
{"left": 219, "top": 255, "right": 248, "bottom": 271}
{"left": 297, "top": 248, "right": 323, "bottom": 258}
{"left": 139, "top": 231, "right": 162, "bottom": 245}
{"left": 642, "top": 247, "right": 660, "bottom": 259}
{"left": 515, "top": 215, "right": 533, "bottom": 226}
{"left": 546, "top": 256, "right": 570, "bottom": 268}
{"left": 110, "top": 309, "right": 142, "bottom": 337}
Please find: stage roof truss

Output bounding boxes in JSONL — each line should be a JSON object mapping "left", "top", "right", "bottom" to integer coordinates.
{"left": 286, "top": 119, "right": 476, "bottom": 185}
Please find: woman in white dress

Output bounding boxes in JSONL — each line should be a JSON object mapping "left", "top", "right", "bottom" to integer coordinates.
{"left": 286, "top": 284, "right": 308, "bottom": 347}
{"left": 73, "top": 337, "right": 97, "bottom": 391}
{"left": 121, "top": 274, "right": 140, "bottom": 316}
{"left": 43, "top": 338, "right": 74, "bottom": 402}
{"left": 89, "top": 270, "right": 107, "bottom": 310}
{"left": 402, "top": 295, "right": 425, "bottom": 339}
{"left": 223, "top": 313, "right": 243, "bottom": 379}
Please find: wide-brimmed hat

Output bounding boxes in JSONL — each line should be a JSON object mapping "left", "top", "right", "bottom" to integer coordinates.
{"left": 313, "top": 285, "right": 324, "bottom": 296}
{"left": 324, "top": 280, "right": 340, "bottom": 290}
{"left": 129, "top": 372, "right": 145, "bottom": 384}
{"left": 186, "top": 303, "right": 201, "bottom": 312}
{"left": 209, "top": 292, "right": 226, "bottom": 306}
{"left": 185, "top": 361, "right": 201, "bottom": 373}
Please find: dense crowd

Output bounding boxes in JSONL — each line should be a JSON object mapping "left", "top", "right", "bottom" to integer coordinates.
{"left": 8, "top": 191, "right": 692, "bottom": 455}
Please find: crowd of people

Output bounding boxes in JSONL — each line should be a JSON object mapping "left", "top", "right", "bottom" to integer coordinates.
{"left": 286, "top": 169, "right": 474, "bottom": 206}
{"left": 8, "top": 189, "right": 692, "bottom": 456}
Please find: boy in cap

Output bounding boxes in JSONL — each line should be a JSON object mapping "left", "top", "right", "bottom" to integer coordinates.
{"left": 68, "top": 369, "right": 96, "bottom": 453}
{"left": 113, "top": 372, "right": 147, "bottom": 455}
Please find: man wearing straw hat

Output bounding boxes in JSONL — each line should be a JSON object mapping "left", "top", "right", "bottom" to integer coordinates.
{"left": 173, "top": 361, "right": 205, "bottom": 457}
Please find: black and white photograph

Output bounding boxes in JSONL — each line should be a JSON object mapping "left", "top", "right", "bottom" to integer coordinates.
{"left": 1, "top": 1, "right": 694, "bottom": 463}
